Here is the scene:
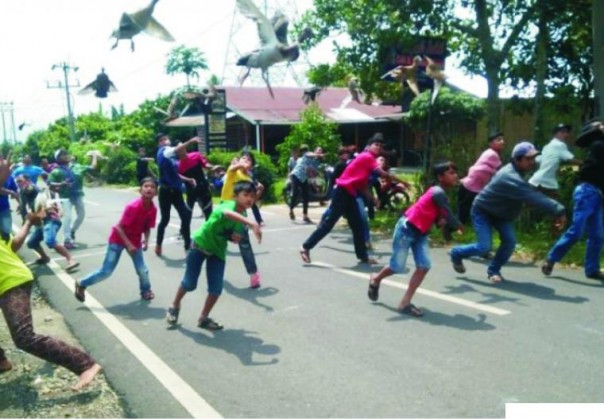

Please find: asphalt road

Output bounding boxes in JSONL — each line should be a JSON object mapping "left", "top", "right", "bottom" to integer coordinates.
{"left": 21, "top": 186, "right": 604, "bottom": 418}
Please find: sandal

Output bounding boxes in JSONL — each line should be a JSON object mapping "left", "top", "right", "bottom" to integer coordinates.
{"left": 166, "top": 307, "right": 180, "bottom": 326}
{"left": 141, "top": 290, "right": 155, "bottom": 301}
{"left": 299, "top": 248, "right": 311, "bottom": 263}
{"left": 74, "top": 282, "right": 86, "bottom": 302}
{"left": 66, "top": 261, "right": 80, "bottom": 272}
{"left": 35, "top": 257, "right": 50, "bottom": 265}
{"left": 488, "top": 274, "right": 504, "bottom": 283}
{"left": 303, "top": 217, "right": 314, "bottom": 224}
{"left": 399, "top": 303, "right": 424, "bottom": 317}
{"left": 360, "top": 258, "right": 378, "bottom": 265}
{"left": 198, "top": 317, "right": 224, "bottom": 331}
{"left": 368, "top": 275, "right": 379, "bottom": 302}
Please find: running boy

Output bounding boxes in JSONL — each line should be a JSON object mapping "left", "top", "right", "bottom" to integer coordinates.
{"left": 74, "top": 178, "right": 158, "bottom": 302}
{"left": 165, "top": 180, "right": 261, "bottom": 331}
{"left": 367, "top": 161, "right": 462, "bottom": 317}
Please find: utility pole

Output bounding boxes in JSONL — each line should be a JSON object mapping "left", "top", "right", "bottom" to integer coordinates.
{"left": 47, "top": 62, "right": 79, "bottom": 142}
{"left": 0, "top": 102, "right": 7, "bottom": 142}
{"left": 0, "top": 101, "right": 16, "bottom": 143}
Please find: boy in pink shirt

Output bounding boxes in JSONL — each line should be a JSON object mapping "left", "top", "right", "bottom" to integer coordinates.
{"left": 74, "top": 178, "right": 158, "bottom": 302}
{"left": 368, "top": 161, "right": 462, "bottom": 317}
{"left": 457, "top": 131, "right": 505, "bottom": 224}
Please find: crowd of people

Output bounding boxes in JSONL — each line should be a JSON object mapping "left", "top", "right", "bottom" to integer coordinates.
{"left": 0, "top": 118, "right": 603, "bottom": 389}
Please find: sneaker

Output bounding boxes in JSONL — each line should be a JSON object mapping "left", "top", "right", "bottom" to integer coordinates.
{"left": 250, "top": 273, "right": 261, "bottom": 289}
{"left": 586, "top": 271, "right": 604, "bottom": 280}
{"left": 198, "top": 317, "right": 224, "bottom": 331}
{"left": 449, "top": 253, "right": 466, "bottom": 274}
{"left": 166, "top": 307, "right": 180, "bottom": 326}
{"left": 64, "top": 242, "right": 77, "bottom": 250}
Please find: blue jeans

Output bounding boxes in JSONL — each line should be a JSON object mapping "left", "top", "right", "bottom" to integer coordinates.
{"left": 238, "top": 226, "right": 257, "bottom": 275}
{"left": 389, "top": 217, "right": 431, "bottom": 272}
{"left": 79, "top": 243, "right": 151, "bottom": 294}
{"left": 547, "top": 183, "right": 604, "bottom": 276}
{"left": 356, "top": 196, "right": 370, "bottom": 243}
{"left": 0, "top": 210, "right": 12, "bottom": 235}
{"left": 450, "top": 206, "right": 516, "bottom": 277}
{"left": 63, "top": 196, "right": 86, "bottom": 243}
{"left": 180, "top": 246, "right": 225, "bottom": 296}
{"left": 27, "top": 219, "right": 62, "bottom": 249}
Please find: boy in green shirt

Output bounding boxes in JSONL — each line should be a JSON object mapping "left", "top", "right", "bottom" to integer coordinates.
{"left": 166, "top": 180, "right": 261, "bottom": 331}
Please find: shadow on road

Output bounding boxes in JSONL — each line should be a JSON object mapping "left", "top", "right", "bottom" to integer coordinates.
{"left": 441, "top": 283, "right": 524, "bottom": 307}
{"left": 373, "top": 302, "right": 496, "bottom": 331}
{"left": 546, "top": 275, "right": 604, "bottom": 288}
{"left": 223, "top": 281, "right": 278, "bottom": 312}
{"left": 453, "top": 276, "right": 589, "bottom": 304}
{"left": 177, "top": 328, "right": 280, "bottom": 366}
{"left": 103, "top": 300, "right": 168, "bottom": 320}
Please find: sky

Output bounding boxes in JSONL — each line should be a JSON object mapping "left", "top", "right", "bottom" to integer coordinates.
{"left": 0, "top": 0, "right": 487, "bottom": 143}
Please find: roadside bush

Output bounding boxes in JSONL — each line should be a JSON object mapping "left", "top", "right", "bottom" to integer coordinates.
{"left": 102, "top": 147, "right": 138, "bottom": 185}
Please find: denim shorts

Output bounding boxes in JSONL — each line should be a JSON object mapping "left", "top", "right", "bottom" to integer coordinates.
{"left": 389, "top": 217, "right": 431, "bottom": 273}
{"left": 180, "top": 247, "right": 226, "bottom": 296}
{"left": 27, "top": 219, "right": 62, "bottom": 249}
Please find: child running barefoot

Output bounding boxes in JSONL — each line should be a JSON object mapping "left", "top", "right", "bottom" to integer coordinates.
{"left": 166, "top": 180, "right": 261, "bottom": 331}
{"left": 0, "top": 207, "right": 101, "bottom": 390}
{"left": 367, "top": 161, "right": 462, "bottom": 317}
{"left": 74, "top": 178, "right": 158, "bottom": 302}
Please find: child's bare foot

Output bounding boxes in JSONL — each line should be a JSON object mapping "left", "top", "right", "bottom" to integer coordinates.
{"left": 72, "top": 363, "right": 101, "bottom": 391}
{"left": 0, "top": 359, "right": 13, "bottom": 373}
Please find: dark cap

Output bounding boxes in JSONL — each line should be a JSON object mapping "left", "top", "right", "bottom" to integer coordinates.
{"left": 553, "top": 123, "right": 572, "bottom": 134}
{"left": 155, "top": 132, "right": 168, "bottom": 142}
{"left": 367, "top": 132, "right": 385, "bottom": 145}
{"left": 512, "top": 141, "right": 539, "bottom": 159}
{"left": 576, "top": 119, "right": 604, "bottom": 148}
{"left": 488, "top": 131, "right": 504, "bottom": 142}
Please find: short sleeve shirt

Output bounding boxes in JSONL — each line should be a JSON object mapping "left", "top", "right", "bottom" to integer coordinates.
{"left": 48, "top": 165, "right": 76, "bottom": 199}
{"left": 0, "top": 236, "right": 34, "bottom": 297}
{"left": 70, "top": 164, "right": 92, "bottom": 197}
{"left": 0, "top": 176, "right": 18, "bottom": 212}
{"left": 108, "top": 198, "right": 157, "bottom": 249}
{"left": 291, "top": 153, "right": 316, "bottom": 182}
{"left": 335, "top": 151, "right": 379, "bottom": 196}
{"left": 220, "top": 169, "right": 251, "bottom": 201}
{"left": 529, "top": 138, "right": 574, "bottom": 190}
{"left": 12, "top": 165, "right": 45, "bottom": 184}
{"left": 192, "top": 200, "right": 245, "bottom": 260}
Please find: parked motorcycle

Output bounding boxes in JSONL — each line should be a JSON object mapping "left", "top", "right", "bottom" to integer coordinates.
{"left": 282, "top": 164, "right": 334, "bottom": 206}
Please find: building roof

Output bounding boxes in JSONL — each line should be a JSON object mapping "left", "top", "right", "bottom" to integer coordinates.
{"left": 223, "top": 86, "right": 403, "bottom": 125}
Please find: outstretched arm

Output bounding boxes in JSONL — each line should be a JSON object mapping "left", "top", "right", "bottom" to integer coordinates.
{"left": 11, "top": 214, "right": 40, "bottom": 252}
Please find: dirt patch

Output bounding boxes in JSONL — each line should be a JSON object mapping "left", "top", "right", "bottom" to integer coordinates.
{"left": 0, "top": 284, "right": 127, "bottom": 418}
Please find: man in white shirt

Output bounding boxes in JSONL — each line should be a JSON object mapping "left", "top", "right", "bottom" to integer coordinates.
{"left": 529, "top": 123, "right": 582, "bottom": 198}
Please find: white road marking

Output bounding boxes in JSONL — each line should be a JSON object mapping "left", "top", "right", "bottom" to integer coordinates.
{"left": 311, "top": 261, "right": 511, "bottom": 316}
{"left": 47, "top": 260, "right": 222, "bottom": 418}
{"left": 83, "top": 199, "right": 101, "bottom": 206}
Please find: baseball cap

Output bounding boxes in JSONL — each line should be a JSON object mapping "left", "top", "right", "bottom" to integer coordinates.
{"left": 512, "top": 141, "right": 539, "bottom": 159}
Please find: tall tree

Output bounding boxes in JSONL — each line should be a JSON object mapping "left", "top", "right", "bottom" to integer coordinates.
{"left": 165, "top": 45, "right": 208, "bottom": 87}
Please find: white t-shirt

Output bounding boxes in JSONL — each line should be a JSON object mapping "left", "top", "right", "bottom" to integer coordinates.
{"left": 529, "top": 138, "right": 574, "bottom": 190}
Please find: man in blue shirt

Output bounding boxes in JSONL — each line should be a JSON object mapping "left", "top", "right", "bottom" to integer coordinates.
{"left": 0, "top": 171, "right": 18, "bottom": 235}
{"left": 155, "top": 133, "right": 199, "bottom": 256}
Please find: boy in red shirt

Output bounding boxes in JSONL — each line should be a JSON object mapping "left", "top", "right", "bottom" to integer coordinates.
{"left": 74, "top": 178, "right": 158, "bottom": 302}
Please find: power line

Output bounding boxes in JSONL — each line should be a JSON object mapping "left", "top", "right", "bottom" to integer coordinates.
{"left": 47, "top": 62, "right": 80, "bottom": 142}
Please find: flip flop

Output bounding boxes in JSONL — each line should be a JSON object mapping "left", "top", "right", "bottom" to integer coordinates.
{"left": 299, "top": 248, "right": 311, "bottom": 263}
{"left": 488, "top": 274, "right": 504, "bottom": 283}
{"left": 360, "top": 258, "right": 378, "bottom": 265}
{"left": 66, "top": 261, "right": 80, "bottom": 272}
{"left": 367, "top": 275, "right": 379, "bottom": 302}
{"left": 399, "top": 303, "right": 424, "bottom": 317}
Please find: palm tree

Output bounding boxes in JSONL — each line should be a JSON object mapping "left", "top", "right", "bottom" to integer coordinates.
{"left": 165, "top": 45, "right": 208, "bottom": 87}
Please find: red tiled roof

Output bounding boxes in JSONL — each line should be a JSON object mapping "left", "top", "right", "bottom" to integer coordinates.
{"left": 223, "top": 86, "right": 402, "bottom": 125}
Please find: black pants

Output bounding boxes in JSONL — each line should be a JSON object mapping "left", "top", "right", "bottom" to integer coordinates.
{"left": 303, "top": 187, "right": 368, "bottom": 261}
{"left": 186, "top": 184, "right": 213, "bottom": 220}
{"left": 457, "top": 184, "right": 477, "bottom": 225}
{"left": 289, "top": 175, "right": 310, "bottom": 214}
{"left": 0, "top": 283, "right": 96, "bottom": 375}
{"left": 157, "top": 186, "right": 192, "bottom": 249}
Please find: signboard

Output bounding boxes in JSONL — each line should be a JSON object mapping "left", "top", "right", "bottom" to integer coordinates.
{"left": 206, "top": 88, "right": 227, "bottom": 151}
